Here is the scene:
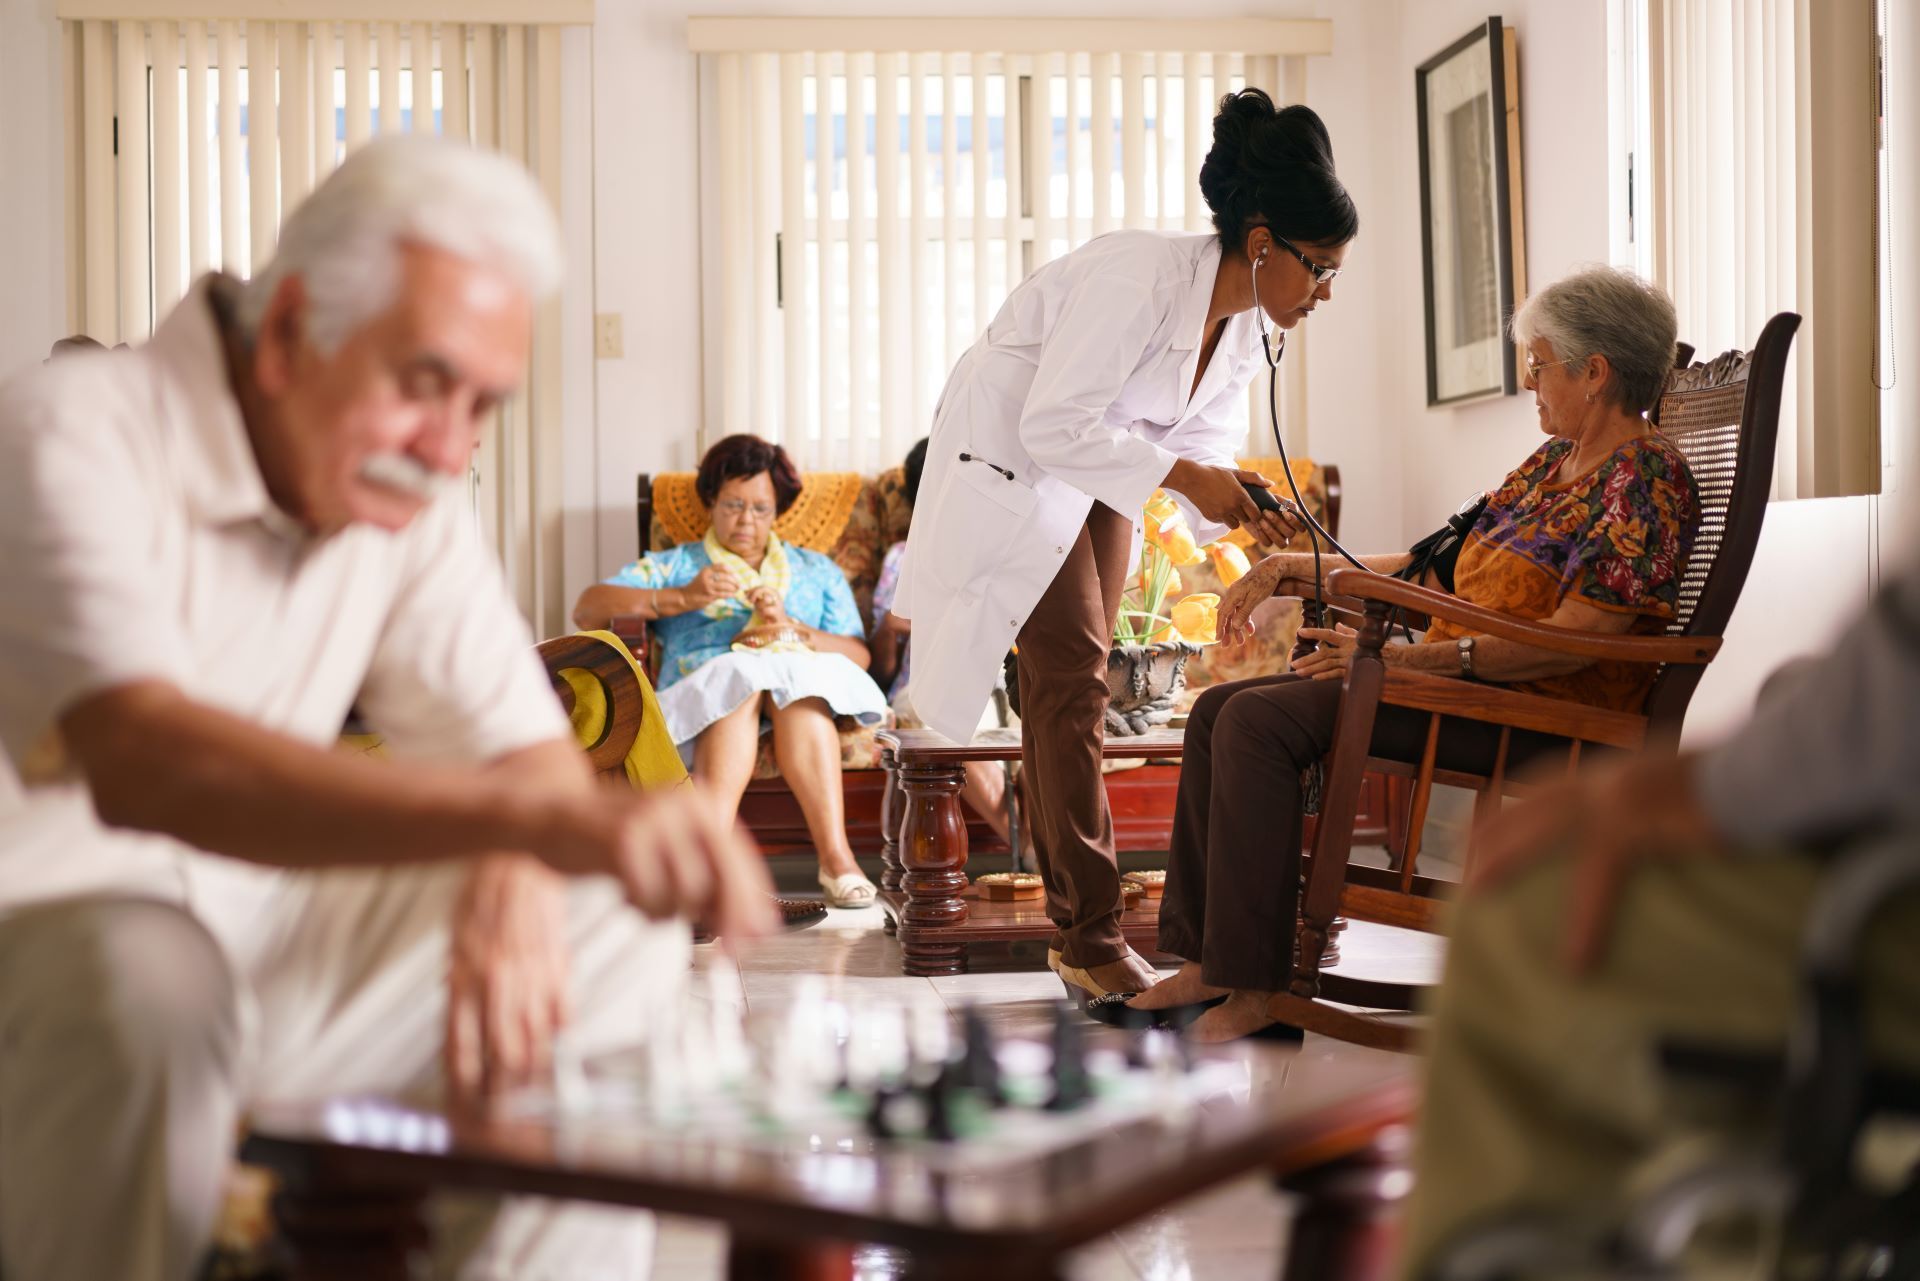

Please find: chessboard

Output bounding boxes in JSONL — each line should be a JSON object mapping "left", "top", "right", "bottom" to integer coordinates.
{"left": 507, "top": 962, "right": 1254, "bottom": 1176}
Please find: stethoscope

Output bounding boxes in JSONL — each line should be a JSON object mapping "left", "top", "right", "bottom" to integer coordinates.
{"left": 1248, "top": 245, "right": 1371, "bottom": 596}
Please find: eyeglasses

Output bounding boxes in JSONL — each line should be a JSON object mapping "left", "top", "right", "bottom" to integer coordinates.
{"left": 1271, "top": 235, "right": 1343, "bottom": 286}
{"left": 715, "top": 499, "right": 776, "bottom": 519}
{"left": 1523, "top": 353, "right": 1582, "bottom": 381}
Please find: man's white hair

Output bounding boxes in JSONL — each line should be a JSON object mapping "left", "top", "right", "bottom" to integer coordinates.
{"left": 236, "top": 136, "right": 562, "bottom": 352}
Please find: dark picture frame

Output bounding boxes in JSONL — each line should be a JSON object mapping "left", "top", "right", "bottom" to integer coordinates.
{"left": 1416, "top": 17, "right": 1528, "bottom": 406}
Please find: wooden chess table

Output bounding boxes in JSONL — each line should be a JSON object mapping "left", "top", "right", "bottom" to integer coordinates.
{"left": 242, "top": 1034, "right": 1418, "bottom": 1281}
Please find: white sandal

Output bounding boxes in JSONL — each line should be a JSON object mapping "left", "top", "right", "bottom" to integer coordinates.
{"left": 817, "top": 870, "right": 878, "bottom": 909}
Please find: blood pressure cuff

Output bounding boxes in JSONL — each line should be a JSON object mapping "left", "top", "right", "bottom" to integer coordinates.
{"left": 1394, "top": 493, "right": 1491, "bottom": 596}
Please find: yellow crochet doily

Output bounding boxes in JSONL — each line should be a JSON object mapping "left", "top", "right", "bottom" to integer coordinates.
{"left": 653, "top": 471, "right": 864, "bottom": 553}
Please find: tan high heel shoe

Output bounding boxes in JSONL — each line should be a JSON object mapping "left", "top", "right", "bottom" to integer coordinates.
{"left": 1052, "top": 947, "right": 1156, "bottom": 1004}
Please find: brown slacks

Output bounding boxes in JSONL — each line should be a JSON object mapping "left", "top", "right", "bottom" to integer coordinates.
{"left": 1016, "top": 503, "right": 1135, "bottom": 967}
{"left": 1156, "top": 672, "right": 1571, "bottom": 992}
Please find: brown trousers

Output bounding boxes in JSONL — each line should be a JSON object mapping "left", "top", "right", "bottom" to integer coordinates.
{"left": 1016, "top": 503, "right": 1135, "bottom": 966}
{"left": 1156, "top": 672, "right": 1570, "bottom": 992}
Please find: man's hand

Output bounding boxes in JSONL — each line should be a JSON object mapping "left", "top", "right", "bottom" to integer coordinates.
{"left": 446, "top": 854, "right": 570, "bottom": 1098}
{"left": 682, "top": 564, "right": 742, "bottom": 609}
{"left": 542, "top": 785, "right": 778, "bottom": 944}
{"left": 1469, "top": 753, "right": 1725, "bottom": 973}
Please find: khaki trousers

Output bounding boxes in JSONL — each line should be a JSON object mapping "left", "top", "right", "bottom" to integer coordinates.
{"left": 1400, "top": 841, "right": 1920, "bottom": 1279}
{"left": 1016, "top": 503, "right": 1134, "bottom": 967}
{"left": 0, "top": 865, "right": 689, "bottom": 1281}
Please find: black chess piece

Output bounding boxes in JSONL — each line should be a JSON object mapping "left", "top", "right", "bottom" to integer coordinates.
{"left": 924, "top": 1071, "right": 959, "bottom": 1143}
{"left": 957, "top": 1008, "right": 1003, "bottom": 1105}
{"left": 1046, "top": 1005, "right": 1092, "bottom": 1111}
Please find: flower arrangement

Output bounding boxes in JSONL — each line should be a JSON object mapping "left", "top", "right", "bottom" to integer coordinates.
{"left": 1113, "top": 491, "right": 1254, "bottom": 647}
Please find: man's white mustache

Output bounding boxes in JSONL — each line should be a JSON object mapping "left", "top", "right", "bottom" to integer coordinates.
{"left": 359, "top": 452, "right": 456, "bottom": 501}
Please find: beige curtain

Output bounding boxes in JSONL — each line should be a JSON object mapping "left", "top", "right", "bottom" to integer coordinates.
{"left": 689, "top": 19, "right": 1333, "bottom": 470}
{"left": 61, "top": 9, "right": 584, "bottom": 634}
{"left": 1647, "top": 0, "right": 1880, "bottom": 499}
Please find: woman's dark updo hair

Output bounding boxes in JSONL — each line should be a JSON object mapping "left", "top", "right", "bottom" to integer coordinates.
{"left": 902, "top": 437, "right": 929, "bottom": 508}
{"left": 696, "top": 433, "right": 804, "bottom": 514}
{"left": 1198, "top": 89, "right": 1357, "bottom": 253}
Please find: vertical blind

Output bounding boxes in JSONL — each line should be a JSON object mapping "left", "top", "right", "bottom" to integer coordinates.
{"left": 691, "top": 20, "right": 1331, "bottom": 473}
{"left": 58, "top": 8, "right": 586, "bottom": 636}
{"left": 1647, "top": 0, "right": 1881, "bottom": 499}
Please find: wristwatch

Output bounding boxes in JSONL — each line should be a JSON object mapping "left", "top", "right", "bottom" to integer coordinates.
{"left": 1456, "top": 635, "right": 1477, "bottom": 679}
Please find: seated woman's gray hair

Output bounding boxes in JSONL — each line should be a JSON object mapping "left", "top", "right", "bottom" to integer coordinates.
{"left": 1510, "top": 265, "right": 1679, "bottom": 416}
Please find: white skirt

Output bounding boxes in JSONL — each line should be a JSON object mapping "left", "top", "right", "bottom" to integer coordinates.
{"left": 657, "top": 650, "right": 890, "bottom": 750}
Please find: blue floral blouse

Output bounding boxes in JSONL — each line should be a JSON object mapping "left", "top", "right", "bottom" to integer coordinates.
{"left": 602, "top": 541, "right": 867, "bottom": 690}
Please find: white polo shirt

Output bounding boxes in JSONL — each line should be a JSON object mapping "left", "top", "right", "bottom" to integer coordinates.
{"left": 0, "top": 276, "right": 568, "bottom": 956}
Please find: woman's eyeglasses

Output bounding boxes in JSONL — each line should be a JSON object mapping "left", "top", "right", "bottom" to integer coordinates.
{"left": 715, "top": 499, "right": 776, "bottom": 519}
{"left": 1272, "top": 235, "right": 1343, "bottom": 286}
{"left": 1523, "top": 354, "right": 1582, "bottom": 381}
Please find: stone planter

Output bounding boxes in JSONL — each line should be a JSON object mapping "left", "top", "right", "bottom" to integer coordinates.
{"left": 1005, "top": 640, "right": 1201, "bottom": 736}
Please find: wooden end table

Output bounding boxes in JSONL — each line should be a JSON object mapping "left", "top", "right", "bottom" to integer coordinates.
{"left": 241, "top": 1036, "right": 1418, "bottom": 1281}
{"left": 875, "top": 726, "right": 1187, "bottom": 977}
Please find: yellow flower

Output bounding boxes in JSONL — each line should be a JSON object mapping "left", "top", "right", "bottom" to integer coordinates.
{"left": 1170, "top": 593, "right": 1220, "bottom": 643}
{"left": 1221, "top": 526, "right": 1258, "bottom": 551}
{"left": 1142, "top": 492, "right": 1206, "bottom": 567}
{"left": 1145, "top": 515, "right": 1204, "bottom": 566}
{"left": 1206, "top": 541, "right": 1251, "bottom": 586}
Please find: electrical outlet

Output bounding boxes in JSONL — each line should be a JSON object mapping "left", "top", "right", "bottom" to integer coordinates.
{"left": 595, "top": 312, "right": 624, "bottom": 359}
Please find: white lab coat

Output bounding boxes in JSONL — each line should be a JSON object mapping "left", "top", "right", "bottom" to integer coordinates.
{"left": 899, "top": 230, "right": 1265, "bottom": 744}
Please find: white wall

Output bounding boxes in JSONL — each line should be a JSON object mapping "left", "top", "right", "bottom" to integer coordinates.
{"left": 1384, "top": 1, "right": 1614, "bottom": 533}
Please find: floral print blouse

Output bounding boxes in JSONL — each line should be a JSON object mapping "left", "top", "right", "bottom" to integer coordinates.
{"left": 1424, "top": 435, "right": 1702, "bottom": 712}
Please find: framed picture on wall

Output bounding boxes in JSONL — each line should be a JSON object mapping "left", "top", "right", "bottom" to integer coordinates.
{"left": 1416, "top": 17, "right": 1527, "bottom": 406}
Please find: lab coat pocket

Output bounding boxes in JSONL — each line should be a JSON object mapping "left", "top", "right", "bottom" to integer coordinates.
{"left": 954, "top": 455, "right": 1038, "bottom": 518}
{"left": 928, "top": 457, "right": 1037, "bottom": 592}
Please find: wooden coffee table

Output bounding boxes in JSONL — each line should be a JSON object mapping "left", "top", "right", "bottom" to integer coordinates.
{"left": 875, "top": 726, "right": 1187, "bottom": 977}
{"left": 241, "top": 1035, "right": 1418, "bottom": 1281}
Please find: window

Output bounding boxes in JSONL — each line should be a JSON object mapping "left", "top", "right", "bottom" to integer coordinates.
{"left": 60, "top": 6, "right": 585, "bottom": 635}
{"left": 1630, "top": 0, "right": 1885, "bottom": 500}
{"left": 691, "top": 19, "right": 1333, "bottom": 471}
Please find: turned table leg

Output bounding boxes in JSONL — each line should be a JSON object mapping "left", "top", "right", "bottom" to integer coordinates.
{"left": 1274, "top": 1127, "right": 1412, "bottom": 1281}
{"left": 879, "top": 746, "right": 904, "bottom": 896}
{"left": 897, "top": 760, "right": 969, "bottom": 977}
{"left": 726, "top": 1237, "right": 857, "bottom": 1280}
{"left": 271, "top": 1178, "right": 431, "bottom": 1281}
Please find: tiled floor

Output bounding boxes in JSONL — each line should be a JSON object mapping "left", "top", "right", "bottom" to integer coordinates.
{"left": 649, "top": 856, "right": 1445, "bottom": 1281}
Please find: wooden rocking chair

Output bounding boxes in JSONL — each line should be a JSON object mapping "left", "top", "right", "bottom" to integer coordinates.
{"left": 1271, "top": 313, "right": 1801, "bottom": 1051}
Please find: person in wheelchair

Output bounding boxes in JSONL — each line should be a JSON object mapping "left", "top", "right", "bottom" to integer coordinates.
{"left": 1400, "top": 563, "right": 1920, "bottom": 1280}
{"left": 1119, "top": 267, "right": 1703, "bottom": 1041}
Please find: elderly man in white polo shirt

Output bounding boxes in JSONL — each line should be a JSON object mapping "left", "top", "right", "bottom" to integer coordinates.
{"left": 0, "top": 137, "right": 775, "bottom": 1281}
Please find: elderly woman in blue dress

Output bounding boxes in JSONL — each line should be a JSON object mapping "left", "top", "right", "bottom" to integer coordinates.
{"left": 573, "top": 434, "right": 887, "bottom": 907}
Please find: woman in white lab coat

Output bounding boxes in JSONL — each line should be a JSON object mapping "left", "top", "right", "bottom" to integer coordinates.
{"left": 899, "top": 90, "right": 1356, "bottom": 1001}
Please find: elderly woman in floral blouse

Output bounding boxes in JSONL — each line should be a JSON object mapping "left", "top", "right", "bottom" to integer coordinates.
{"left": 1118, "top": 266, "right": 1702, "bottom": 1040}
{"left": 573, "top": 434, "right": 887, "bottom": 907}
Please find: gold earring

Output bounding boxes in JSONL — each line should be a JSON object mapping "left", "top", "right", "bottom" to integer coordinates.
{"left": 1586, "top": 392, "right": 1596, "bottom": 404}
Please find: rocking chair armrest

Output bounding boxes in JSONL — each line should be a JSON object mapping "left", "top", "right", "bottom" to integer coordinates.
{"left": 606, "top": 614, "right": 651, "bottom": 658}
{"left": 1324, "top": 569, "right": 1722, "bottom": 666}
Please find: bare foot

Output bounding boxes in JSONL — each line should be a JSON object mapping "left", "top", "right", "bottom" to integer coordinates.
{"left": 1128, "top": 962, "right": 1229, "bottom": 1012}
{"left": 1184, "top": 990, "right": 1285, "bottom": 1043}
